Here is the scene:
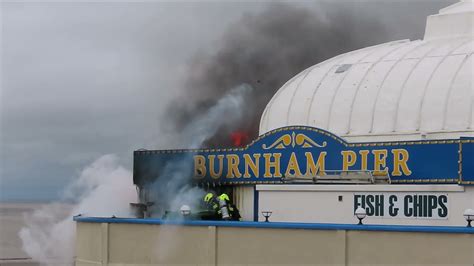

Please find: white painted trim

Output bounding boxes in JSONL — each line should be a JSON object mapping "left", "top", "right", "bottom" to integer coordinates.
{"left": 256, "top": 184, "right": 465, "bottom": 192}
{"left": 75, "top": 258, "right": 101, "bottom": 265}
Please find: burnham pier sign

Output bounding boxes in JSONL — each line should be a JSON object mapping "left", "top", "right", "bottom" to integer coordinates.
{"left": 133, "top": 126, "right": 474, "bottom": 186}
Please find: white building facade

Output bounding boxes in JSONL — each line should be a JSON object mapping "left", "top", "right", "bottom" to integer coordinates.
{"left": 236, "top": 1, "right": 474, "bottom": 226}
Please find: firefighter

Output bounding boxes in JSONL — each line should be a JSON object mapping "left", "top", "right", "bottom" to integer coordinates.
{"left": 217, "top": 193, "right": 241, "bottom": 221}
{"left": 202, "top": 192, "right": 220, "bottom": 220}
{"left": 216, "top": 193, "right": 232, "bottom": 220}
{"left": 203, "top": 192, "right": 219, "bottom": 212}
{"left": 203, "top": 192, "right": 241, "bottom": 221}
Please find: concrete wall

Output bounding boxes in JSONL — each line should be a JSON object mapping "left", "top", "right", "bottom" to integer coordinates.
{"left": 75, "top": 220, "right": 474, "bottom": 266}
{"left": 257, "top": 184, "right": 474, "bottom": 226}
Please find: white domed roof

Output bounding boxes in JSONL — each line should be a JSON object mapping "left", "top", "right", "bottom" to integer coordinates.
{"left": 259, "top": 1, "right": 474, "bottom": 142}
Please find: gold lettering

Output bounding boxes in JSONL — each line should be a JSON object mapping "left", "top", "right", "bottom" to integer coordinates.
{"left": 359, "top": 150, "right": 369, "bottom": 171}
{"left": 391, "top": 149, "right": 412, "bottom": 176}
{"left": 194, "top": 155, "right": 206, "bottom": 178}
{"left": 208, "top": 155, "right": 224, "bottom": 179}
{"left": 285, "top": 152, "right": 302, "bottom": 177}
{"left": 243, "top": 154, "right": 260, "bottom": 178}
{"left": 263, "top": 153, "right": 282, "bottom": 178}
{"left": 305, "top": 152, "right": 326, "bottom": 176}
{"left": 341, "top": 150, "right": 357, "bottom": 171}
{"left": 226, "top": 154, "right": 241, "bottom": 178}
{"left": 372, "top": 150, "right": 389, "bottom": 176}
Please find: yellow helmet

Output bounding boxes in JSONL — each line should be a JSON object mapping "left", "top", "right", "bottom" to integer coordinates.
{"left": 218, "top": 193, "right": 230, "bottom": 202}
{"left": 204, "top": 193, "right": 215, "bottom": 202}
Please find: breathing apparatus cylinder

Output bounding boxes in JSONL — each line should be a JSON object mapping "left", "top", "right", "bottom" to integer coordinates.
{"left": 218, "top": 198, "right": 231, "bottom": 220}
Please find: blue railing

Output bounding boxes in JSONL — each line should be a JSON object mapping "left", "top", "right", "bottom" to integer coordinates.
{"left": 74, "top": 216, "right": 474, "bottom": 234}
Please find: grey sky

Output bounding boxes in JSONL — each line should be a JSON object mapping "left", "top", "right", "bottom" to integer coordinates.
{"left": 0, "top": 2, "right": 268, "bottom": 201}
{"left": 0, "top": 1, "right": 453, "bottom": 201}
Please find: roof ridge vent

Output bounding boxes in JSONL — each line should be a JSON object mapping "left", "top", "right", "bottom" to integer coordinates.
{"left": 424, "top": 0, "right": 473, "bottom": 40}
{"left": 439, "top": 0, "right": 474, "bottom": 14}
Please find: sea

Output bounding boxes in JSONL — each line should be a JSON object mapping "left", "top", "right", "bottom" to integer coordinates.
{"left": 0, "top": 202, "right": 71, "bottom": 266}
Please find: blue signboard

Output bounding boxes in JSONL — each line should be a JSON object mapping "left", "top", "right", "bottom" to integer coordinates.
{"left": 133, "top": 126, "right": 474, "bottom": 186}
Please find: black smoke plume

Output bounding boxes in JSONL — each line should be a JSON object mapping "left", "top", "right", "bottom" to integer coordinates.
{"left": 164, "top": 2, "right": 448, "bottom": 148}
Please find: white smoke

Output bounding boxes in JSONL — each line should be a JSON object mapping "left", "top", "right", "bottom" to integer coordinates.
{"left": 152, "top": 84, "right": 252, "bottom": 262}
{"left": 17, "top": 84, "right": 252, "bottom": 265}
{"left": 184, "top": 83, "right": 253, "bottom": 148}
{"left": 19, "top": 154, "right": 136, "bottom": 265}
{"left": 151, "top": 84, "right": 252, "bottom": 217}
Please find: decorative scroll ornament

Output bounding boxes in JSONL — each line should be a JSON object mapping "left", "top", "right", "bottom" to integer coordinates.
{"left": 262, "top": 131, "right": 327, "bottom": 150}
